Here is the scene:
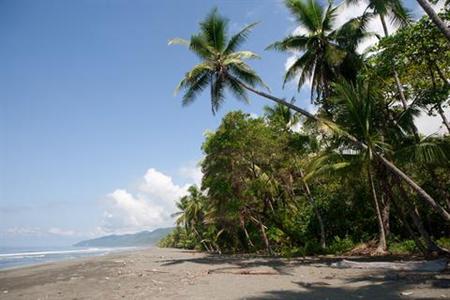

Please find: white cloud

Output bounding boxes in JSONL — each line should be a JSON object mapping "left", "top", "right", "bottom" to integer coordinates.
{"left": 178, "top": 162, "right": 203, "bottom": 186}
{"left": 100, "top": 167, "right": 201, "bottom": 234}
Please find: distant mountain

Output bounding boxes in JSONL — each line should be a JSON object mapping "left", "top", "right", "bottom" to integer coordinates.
{"left": 74, "top": 228, "right": 173, "bottom": 247}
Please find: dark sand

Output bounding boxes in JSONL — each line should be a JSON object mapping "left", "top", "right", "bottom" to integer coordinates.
{"left": 0, "top": 247, "right": 448, "bottom": 299}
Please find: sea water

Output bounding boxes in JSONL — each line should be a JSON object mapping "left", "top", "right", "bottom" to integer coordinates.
{"left": 0, "top": 246, "right": 134, "bottom": 270}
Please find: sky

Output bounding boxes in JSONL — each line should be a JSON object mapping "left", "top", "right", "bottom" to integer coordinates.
{"left": 0, "top": 0, "right": 447, "bottom": 247}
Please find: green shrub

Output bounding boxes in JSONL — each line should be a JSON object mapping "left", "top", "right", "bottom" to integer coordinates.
{"left": 437, "top": 237, "right": 450, "bottom": 249}
{"left": 389, "top": 240, "right": 417, "bottom": 255}
{"left": 326, "top": 236, "right": 354, "bottom": 254}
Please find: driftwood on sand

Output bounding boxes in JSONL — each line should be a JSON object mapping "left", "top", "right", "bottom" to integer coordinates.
{"left": 331, "top": 258, "right": 448, "bottom": 272}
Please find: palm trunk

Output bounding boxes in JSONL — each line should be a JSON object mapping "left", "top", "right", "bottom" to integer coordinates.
{"left": 299, "top": 169, "right": 326, "bottom": 249}
{"left": 381, "top": 194, "right": 391, "bottom": 239}
{"left": 386, "top": 178, "right": 428, "bottom": 255}
{"left": 367, "top": 164, "right": 387, "bottom": 253}
{"left": 437, "top": 103, "right": 450, "bottom": 133}
{"left": 415, "top": 0, "right": 450, "bottom": 42}
{"left": 240, "top": 216, "right": 255, "bottom": 248}
{"left": 395, "top": 178, "right": 444, "bottom": 253}
{"left": 192, "top": 227, "right": 211, "bottom": 252}
{"left": 233, "top": 76, "right": 450, "bottom": 222}
{"left": 380, "top": 15, "right": 420, "bottom": 140}
{"left": 257, "top": 217, "right": 273, "bottom": 255}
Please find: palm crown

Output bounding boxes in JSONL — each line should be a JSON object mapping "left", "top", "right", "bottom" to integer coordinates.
{"left": 268, "top": 0, "right": 370, "bottom": 103}
{"left": 170, "top": 8, "right": 267, "bottom": 114}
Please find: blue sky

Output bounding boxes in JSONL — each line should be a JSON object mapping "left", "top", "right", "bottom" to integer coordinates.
{"left": 0, "top": 0, "right": 445, "bottom": 246}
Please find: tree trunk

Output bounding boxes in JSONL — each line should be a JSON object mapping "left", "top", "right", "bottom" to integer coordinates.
{"left": 437, "top": 103, "right": 450, "bottom": 133}
{"left": 192, "top": 227, "right": 211, "bottom": 252}
{"left": 367, "top": 164, "right": 388, "bottom": 253}
{"left": 381, "top": 194, "right": 391, "bottom": 239}
{"left": 416, "top": 0, "right": 450, "bottom": 42}
{"left": 233, "top": 77, "right": 450, "bottom": 222}
{"left": 257, "top": 217, "right": 273, "bottom": 255}
{"left": 396, "top": 178, "right": 445, "bottom": 254}
{"left": 240, "top": 216, "right": 255, "bottom": 248}
{"left": 299, "top": 169, "right": 326, "bottom": 249}
{"left": 386, "top": 178, "right": 429, "bottom": 255}
{"left": 380, "top": 15, "right": 420, "bottom": 141}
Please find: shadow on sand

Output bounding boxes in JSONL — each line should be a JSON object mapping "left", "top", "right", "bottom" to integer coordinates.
{"left": 157, "top": 253, "right": 449, "bottom": 299}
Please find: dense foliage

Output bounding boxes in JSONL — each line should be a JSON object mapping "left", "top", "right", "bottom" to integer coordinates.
{"left": 160, "top": 1, "right": 450, "bottom": 256}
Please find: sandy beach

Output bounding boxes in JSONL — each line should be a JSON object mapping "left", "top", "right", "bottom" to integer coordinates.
{"left": 0, "top": 247, "right": 449, "bottom": 299}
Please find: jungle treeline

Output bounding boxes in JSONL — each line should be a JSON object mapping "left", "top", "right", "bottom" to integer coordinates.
{"left": 159, "top": 0, "right": 450, "bottom": 256}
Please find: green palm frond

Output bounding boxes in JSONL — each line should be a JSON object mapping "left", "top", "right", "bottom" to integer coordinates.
{"left": 170, "top": 8, "right": 267, "bottom": 113}
{"left": 200, "top": 8, "right": 228, "bottom": 51}
{"left": 395, "top": 140, "right": 449, "bottom": 164}
{"left": 225, "top": 22, "right": 259, "bottom": 54}
{"left": 266, "top": 35, "right": 309, "bottom": 51}
{"left": 285, "top": 0, "right": 325, "bottom": 33}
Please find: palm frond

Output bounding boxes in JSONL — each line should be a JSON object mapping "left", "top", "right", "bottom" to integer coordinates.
{"left": 225, "top": 22, "right": 259, "bottom": 54}
{"left": 266, "top": 35, "right": 309, "bottom": 51}
{"left": 200, "top": 8, "right": 228, "bottom": 51}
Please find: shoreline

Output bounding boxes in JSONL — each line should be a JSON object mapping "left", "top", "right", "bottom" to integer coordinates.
{"left": 0, "top": 246, "right": 141, "bottom": 272}
{"left": 0, "top": 247, "right": 448, "bottom": 299}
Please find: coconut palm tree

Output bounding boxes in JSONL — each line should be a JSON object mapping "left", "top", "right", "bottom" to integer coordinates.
{"left": 267, "top": 0, "right": 369, "bottom": 104}
{"left": 263, "top": 102, "right": 300, "bottom": 130}
{"left": 173, "top": 185, "right": 212, "bottom": 251}
{"left": 330, "top": 78, "right": 390, "bottom": 252}
{"left": 346, "top": 0, "right": 414, "bottom": 120}
{"left": 170, "top": 8, "right": 450, "bottom": 222}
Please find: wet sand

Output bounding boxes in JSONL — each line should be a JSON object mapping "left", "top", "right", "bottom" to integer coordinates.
{"left": 0, "top": 247, "right": 448, "bottom": 299}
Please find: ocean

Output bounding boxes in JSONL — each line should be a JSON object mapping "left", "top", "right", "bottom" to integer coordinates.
{"left": 0, "top": 246, "right": 134, "bottom": 270}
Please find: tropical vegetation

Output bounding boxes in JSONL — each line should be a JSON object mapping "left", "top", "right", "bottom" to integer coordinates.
{"left": 159, "top": 0, "right": 450, "bottom": 257}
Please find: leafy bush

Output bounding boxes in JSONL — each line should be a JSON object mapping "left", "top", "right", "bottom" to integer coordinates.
{"left": 326, "top": 236, "right": 354, "bottom": 254}
{"left": 389, "top": 240, "right": 417, "bottom": 255}
{"left": 437, "top": 237, "right": 450, "bottom": 250}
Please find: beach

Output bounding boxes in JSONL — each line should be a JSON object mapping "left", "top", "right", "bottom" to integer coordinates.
{"left": 0, "top": 247, "right": 448, "bottom": 299}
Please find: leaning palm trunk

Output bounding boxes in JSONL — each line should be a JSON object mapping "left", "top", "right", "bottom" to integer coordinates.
{"left": 436, "top": 103, "right": 450, "bottom": 133}
{"left": 367, "top": 164, "right": 387, "bottom": 252}
{"left": 387, "top": 179, "right": 429, "bottom": 255}
{"left": 379, "top": 15, "right": 421, "bottom": 140}
{"left": 255, "top": 216, "right": 273, "bottom": 255}
{"left": 299, "top": 169, "right": 326, "bottom": 249}
{"left": 232, "top": 76, "right": 450, "bottom": 222}
{"left": 192, "top": 226, "right": 211, "bottom": 252}
{"left": 415, "top": 0, "right": 450, "bottom": 42}
{"left": 395, "top": 178, "right": 445, "bottom": 254}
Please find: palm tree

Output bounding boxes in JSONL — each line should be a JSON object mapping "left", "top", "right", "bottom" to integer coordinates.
{"left": 267, "top": 0, "right": 368, "bottom": 104}
{"left": 330, "top": 78, "right": 390, "bottom": 252}
{"left": 415, "top": 0, "right": 450, "bottom": 42}
{"left": 263, "top": 102, "right": 300, "bottom": 130}
{"left": 170, "top": 8, "right": 450, "bottom": 222}
{"left": 346, "top": 0, "right": 414, "bottom": 121}
{"left": 173, "top": 185, "right": 212, "bottom": 251}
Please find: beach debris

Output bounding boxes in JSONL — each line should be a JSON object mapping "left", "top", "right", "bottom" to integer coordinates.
{"left": 331, "top": 258, "right": 448, "bottom": 272}
{"left": 3, "top": 290, "right": 8, "bottom": 294}
{"left": 400, "top": 291, "right": 414, "bottom": 296}
{"left": 105, "top": 276, "right": 110, "bottom": 280}
{"left": 151, "top": 279, "right": 164, "bottom": 285}
{"left": 207, "top": 268, "right": 279, "bottom": 275}
{"left": 145, "top": 268, "right": 168, "bottom": 274}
